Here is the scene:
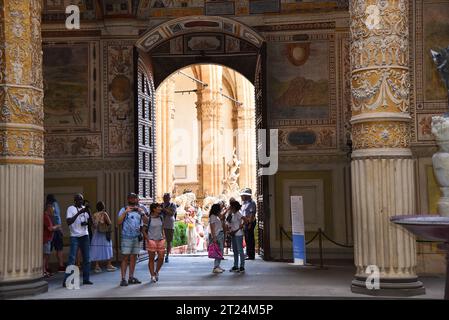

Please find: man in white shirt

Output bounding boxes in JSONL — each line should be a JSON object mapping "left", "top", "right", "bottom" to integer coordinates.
{"left": 240, "top": 188, "right": 257, "bottom": 260}
{"left": 63, "top": 194, "right": 93, "bottom": 287}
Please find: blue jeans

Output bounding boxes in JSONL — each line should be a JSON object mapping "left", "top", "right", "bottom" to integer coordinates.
{"left": 231, "top": 235, "right": 245, "bottom": 268}
{"left": 64, "top": 235, "right": 90, "bottom": 284}
{"left": 210, "top": 231, "right": 224, "bottom": 268}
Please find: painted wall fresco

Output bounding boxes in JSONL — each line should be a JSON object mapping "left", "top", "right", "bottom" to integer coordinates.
{"left": 413, "top": 0, "right": 449, "bottom": 144}
{"left": 43, "top": 45, "right": 89, "bottom": 128}
{"left": 423, "top": 2, "right": 449, "bottom": 101}
{"left": 45, "top": 135, "right": 102, "bottom": 159}
{"left": 268, "top": 41, "right": 330, "bottom": 121}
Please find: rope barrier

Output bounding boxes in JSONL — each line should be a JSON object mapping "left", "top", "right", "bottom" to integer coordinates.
{"left": 279, "top": 226, "right": 354, "bottom": 267}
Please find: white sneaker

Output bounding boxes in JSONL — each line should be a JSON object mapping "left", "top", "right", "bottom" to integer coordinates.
{"left": 151, "top": 276, "right": 157, "bottom": 283}
{"left": 213, "top": 267, "right": 224, "bottom": 273}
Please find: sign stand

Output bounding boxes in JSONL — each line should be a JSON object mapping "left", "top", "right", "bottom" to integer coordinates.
{"left": 289, "top": 196, "right": 306, "bottom": 266}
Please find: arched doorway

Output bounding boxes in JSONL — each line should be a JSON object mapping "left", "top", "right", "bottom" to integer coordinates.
{"left": 133, "top": 16, "right": 271, "bottom": 260}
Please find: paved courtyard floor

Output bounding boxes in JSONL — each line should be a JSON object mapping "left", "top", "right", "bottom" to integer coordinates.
{"left": 19, "top": 255, "right": 446, "bottom": 300}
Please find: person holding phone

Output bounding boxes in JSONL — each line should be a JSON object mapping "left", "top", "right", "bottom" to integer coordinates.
{"left": 63, "top": 193, "right": 93, "bottom": 286}
{"left": 118, "top": 193, "right": 144, "bottom": 287}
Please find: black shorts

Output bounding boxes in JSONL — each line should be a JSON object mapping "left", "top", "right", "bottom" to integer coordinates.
{"left": 51, "top": 230, "right": 64, "bottom": 251}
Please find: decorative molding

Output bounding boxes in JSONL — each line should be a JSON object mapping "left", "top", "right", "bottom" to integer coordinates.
{"left": 350, "top": 112, "right": 411, "bottom": 124}
{"left": 136, "top": 16, "right": 264, "bottom": 52}
{"left": 45, "top": 158, "right": 134, "bottom": 172}
{"left": 45, "top": 134, "right": 102, "bottom": 159}
{"left": 351, "top": 147, "right": 412, "bottom": 159}
{"left": 279, "top": 153, "right": 349, "bottom": 164}
{"left": 339, "top": 31, "right": 351, "bottom": 152}
{"left": 0, "top": 128, "right": 44, "bottom": 158}
{"left": 255, "top": 22, "right": 336, "bottom": 33}
{"left": 352, "top": 121, "right": 410, "bottom": 150}
{"left": 411, "top": 145, "right": 438, "bottom": 158}
{"left": 279, "top": 126, "right": 337, "bottom": 151}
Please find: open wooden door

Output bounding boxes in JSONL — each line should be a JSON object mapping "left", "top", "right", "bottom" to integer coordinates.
{"left": 255, "top": 43, "right": 271, "bottom": 260}
{"left": 134, "top": 48, "right": 156, "bottom": 206}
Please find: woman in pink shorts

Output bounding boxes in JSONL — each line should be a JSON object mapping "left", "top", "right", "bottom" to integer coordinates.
{"left": 145, "top": 203, "right": 166, "bottom": 283}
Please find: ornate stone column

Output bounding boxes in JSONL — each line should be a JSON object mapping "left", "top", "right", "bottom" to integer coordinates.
{"left": 196, "top": 65, "right": 223, "bottom": 197}
{"left": 349, "top": 0, "right": 424, "bottom": 296}
{"left": 0, "top": 0, "right": 47, "bottom": 298}
{"left": 156, "top": 78, "right": 175, "bottom": 200}
{"left": 236, "top": 78, "right": 256, "bottom": 194}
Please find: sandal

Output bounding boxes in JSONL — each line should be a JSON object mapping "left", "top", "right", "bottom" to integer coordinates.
{"left": 106, "top": 265, "right": 117, "bottom": 272}
{"left": 128, "top": 277, "right": 142, "bottom": 284}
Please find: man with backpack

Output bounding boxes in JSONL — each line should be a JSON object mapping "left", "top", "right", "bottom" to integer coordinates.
{"left": 118, "top": 193, "right": 144, "bottom": 286}
{"left": 161, "top": 193, "right": 177, "bottom": 263}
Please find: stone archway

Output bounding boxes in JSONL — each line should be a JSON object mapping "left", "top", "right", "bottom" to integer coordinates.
{"left": 134, "top": 16, "right": 271, "bottom": 259}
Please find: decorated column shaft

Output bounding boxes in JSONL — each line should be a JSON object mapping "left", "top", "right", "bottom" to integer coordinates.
{"left": 236, "top": 78, "right": 256, "bottom": 194}
{"left": 349, "top": 0, "right": 424, "bottom": 296}
{"left": 0, "top": 0, "right": 47, "bottom": 298}
{"left": 156, "top": 78, "right": 175, "bottom": 200}
{"left": 196, "top": 65, "right": 223, "bottom": 197}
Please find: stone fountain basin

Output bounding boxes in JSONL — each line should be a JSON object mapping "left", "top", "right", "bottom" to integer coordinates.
{"left": 390, "top": 215, "right": 449, "bottom": 242}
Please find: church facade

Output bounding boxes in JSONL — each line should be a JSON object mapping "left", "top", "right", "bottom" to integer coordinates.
{"left": 0, "top": 0, "right": 448, "bottom": 298}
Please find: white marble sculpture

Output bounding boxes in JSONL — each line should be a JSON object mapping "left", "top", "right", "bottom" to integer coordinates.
{"left": 431, "top": 115, "right": 449, "bottom": 216}
{"left": 200, "top": 150, "right": 243, "bottom": 215}
{"left": 222, "top": 148, "right": 242, "bottom": 201}
{"left": 174, "top": 192, "right": 196, "bottom": 219}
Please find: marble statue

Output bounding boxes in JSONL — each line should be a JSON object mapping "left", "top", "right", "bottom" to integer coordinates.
{"left": 431, "top": 46, "right": 449, "bottom": 105}
{"left": 174, "top": 192, "right": 196, "bottom": 219}
{"left": 222, "top": 148, "right": 241, "bottom": 200}
{"left": 431, "top": 115, "right": 449, "bottom": 217}
{"left": 200, "top": 149, "right": 243, "bottom": 215}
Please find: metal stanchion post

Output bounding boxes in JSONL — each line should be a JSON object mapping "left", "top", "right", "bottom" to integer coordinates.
{"left": 280, "top": 226, "right": 283, "bottom": 261}
{"left": 318, "top": 228, "right": 324, "bottom": 269}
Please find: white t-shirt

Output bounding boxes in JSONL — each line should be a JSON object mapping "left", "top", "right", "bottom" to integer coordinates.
{"left": 209, "top": 214, "right": 223, "bottom": 237}
{"left": 227, "top": 211, "right": 244, "bottom": 237}
{"left": 67, "top": 205, "right": 89, "bottom": 237}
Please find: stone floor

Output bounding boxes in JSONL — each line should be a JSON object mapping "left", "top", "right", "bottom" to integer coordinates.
{"left": 18, "top": 255, "right": 446, "bottom": 300}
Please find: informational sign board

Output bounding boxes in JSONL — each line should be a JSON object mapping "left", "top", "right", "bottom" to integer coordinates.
{"left": 290, "top": 196, "right": 306, "bottom": 265}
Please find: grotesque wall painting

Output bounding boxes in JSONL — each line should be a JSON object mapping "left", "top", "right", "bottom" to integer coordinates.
{"left": 105, "top": 44, "right": 134, "bottom": 156}
{"left": 43, "top": 45, "right": 89, "bottom": 128}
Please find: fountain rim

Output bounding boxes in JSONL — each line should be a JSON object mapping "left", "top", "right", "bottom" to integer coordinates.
{"left": 390, "top": 215, "right": 449, "bottom": 226}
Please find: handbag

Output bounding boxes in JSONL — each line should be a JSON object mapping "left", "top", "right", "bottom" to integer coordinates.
{"left": 208, "top": 242, "right": 223, "bottom": 260}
